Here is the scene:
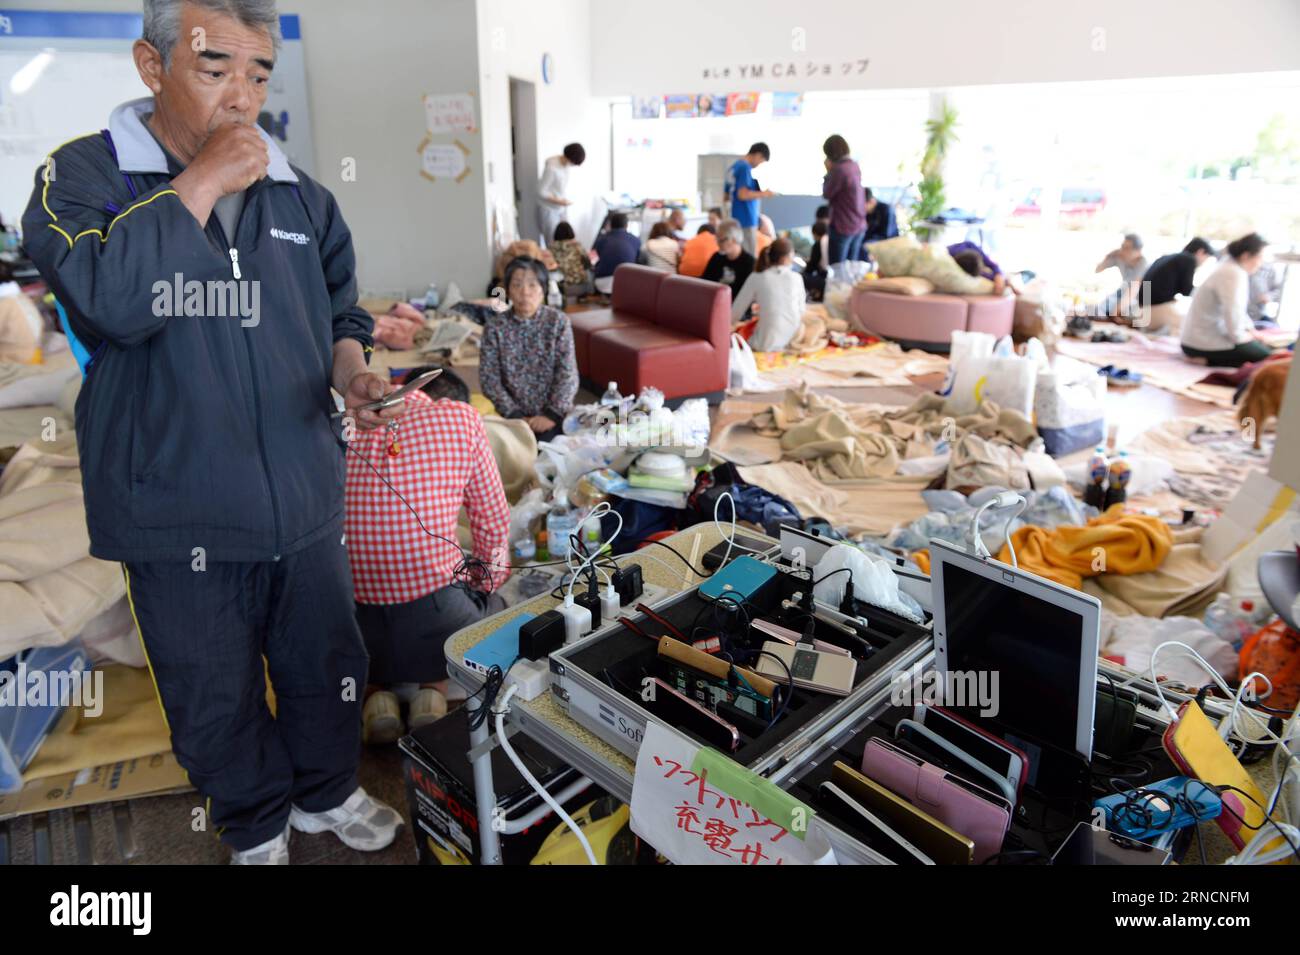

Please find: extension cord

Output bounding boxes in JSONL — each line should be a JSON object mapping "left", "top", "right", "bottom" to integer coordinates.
{"left": 626, "top": 582, "right": 670, "bottom": 611}
{"left": 504, "top": 658, "right": 551, "bottom": 702}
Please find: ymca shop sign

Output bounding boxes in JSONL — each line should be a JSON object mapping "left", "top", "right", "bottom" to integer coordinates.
{"left": 700, "top": 58, "right": 869, "bottom": 83}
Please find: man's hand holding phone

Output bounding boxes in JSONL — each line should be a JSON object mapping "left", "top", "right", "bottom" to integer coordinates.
{"left": 344, "top": 371, "right": 405, "bottom": 431}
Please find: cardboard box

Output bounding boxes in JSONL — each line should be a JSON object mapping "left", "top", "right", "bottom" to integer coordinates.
{"left": 0, "top": 751, "right": 190, "bottom": 819}
{"left": 398, "top": 709, "right": 641, "bottom": 865}
{"left": 1202, "top": 470, "right": 1299, "bottom": 564}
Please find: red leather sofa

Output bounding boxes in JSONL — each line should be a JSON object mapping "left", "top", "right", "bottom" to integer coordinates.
{"left": 568, "top": 264, "right": 730, "bottom": 402}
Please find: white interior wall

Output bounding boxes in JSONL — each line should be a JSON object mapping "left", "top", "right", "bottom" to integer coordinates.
{"left": 592, "top": 0, "right": 1300, "bottom": 95}
{"left": 298, "top": 0, "right": 488, "bottom": 298}
{"left": 476, "top": 0, "right": 611, "bottom": 249}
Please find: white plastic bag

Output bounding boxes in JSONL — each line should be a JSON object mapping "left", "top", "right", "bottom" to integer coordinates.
{"left": 729, "top": 333, "right": 759, "bottom": 391}
{"left": 812, "top": 544, "right": 924, "bottom": 623}
{"left": 945, "top": 353, "right": 1037, "bottom": 418}
{"left": 940, "top": 329, "right": 994, "bottom": 396}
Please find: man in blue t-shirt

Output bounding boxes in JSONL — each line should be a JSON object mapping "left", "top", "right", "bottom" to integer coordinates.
{"left": 725, "top": 143, "right": 775, "bottom": 256}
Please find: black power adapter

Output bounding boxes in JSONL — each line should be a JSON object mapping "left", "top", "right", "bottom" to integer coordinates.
{"left": 518, "top": 610, "right": 566, "bottom": 660}
{"left": 612, "top": 564, "right": 643, "bottom": 606}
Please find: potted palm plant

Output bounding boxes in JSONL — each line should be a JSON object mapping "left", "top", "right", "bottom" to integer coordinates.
{"left": 911, "top": 101, "right": 960, "bottom": 242}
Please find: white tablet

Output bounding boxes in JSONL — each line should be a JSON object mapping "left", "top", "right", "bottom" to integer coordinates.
{"left": 929, "top": 539, "right": 1101, "bottom": 762}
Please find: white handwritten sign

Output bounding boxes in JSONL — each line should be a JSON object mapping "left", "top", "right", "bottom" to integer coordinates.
{"left": 630, "top": 722, "right": 837, "bottom": 865}
{"left": 418, "top": 138, "right": 471, "bottom": 183}
{"left": 423, "top": 93, "right": 476, "bottom": 134}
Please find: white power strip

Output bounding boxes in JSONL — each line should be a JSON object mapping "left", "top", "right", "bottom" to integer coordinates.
{"left": 501, "top": 582, "right": 678, "bottom": 701}
{"left": 504, "top": 657, "right": 551, "bottom": 702}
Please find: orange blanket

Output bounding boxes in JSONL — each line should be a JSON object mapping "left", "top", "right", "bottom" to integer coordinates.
{"left": 996, "top": 505, "right": 1173, "bottom": 590}
{"left": 913, "top": 505, "right": 1173, "bottom": 591}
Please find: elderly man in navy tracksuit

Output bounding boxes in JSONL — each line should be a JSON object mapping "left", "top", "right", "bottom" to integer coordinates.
{"left": 23, "top": 0, "right": 403, "bottom": 864}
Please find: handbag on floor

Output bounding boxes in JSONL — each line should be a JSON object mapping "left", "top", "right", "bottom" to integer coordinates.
{"left": 1036, "top": 356, "right": 1107, "bottom": 456}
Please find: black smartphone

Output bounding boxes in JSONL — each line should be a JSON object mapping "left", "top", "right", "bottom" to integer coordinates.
{"left": 1093, "top": 684, "right": 1139, "bottom": 756}
{"left": 703, "top": 535, "right": 774, "bottom": 570}
{"left": 642, "top": 677, "right": 740, "bottom": 752}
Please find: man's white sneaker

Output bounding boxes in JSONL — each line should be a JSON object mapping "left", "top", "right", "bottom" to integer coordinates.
{"left": 230, "top": 825, "right": 290, "bottom": 865}
{"left": 289, "top": 787, "right": 403, "bottom": 851}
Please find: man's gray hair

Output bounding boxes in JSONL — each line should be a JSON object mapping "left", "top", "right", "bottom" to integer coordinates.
{"left": 1123, "top": 232, "right": 1143, "bottom": 250}
{"left": 718, "top": 218, "right": 743, "bottom": 245}
{"left": 143, "top": 0, "right": 282, "bottom": 67}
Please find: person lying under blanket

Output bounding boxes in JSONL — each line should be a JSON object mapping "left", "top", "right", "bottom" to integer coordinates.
{"left": 869, "top": 236, "right": 1009, "bottom": 296}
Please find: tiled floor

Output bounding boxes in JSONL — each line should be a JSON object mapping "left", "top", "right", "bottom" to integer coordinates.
{"left": 2, "top": 744, "right": 417, "bottom": 866}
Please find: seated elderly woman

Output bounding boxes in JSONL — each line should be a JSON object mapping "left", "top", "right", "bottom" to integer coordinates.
{"left": 1181, "top": 233, "right": 1277, "bottom": 368}
{"left": 478, "top": 256, "right": 579, "bottom": 441}
{"left": 489, "top": 239, "right": 557, "bottom": 294}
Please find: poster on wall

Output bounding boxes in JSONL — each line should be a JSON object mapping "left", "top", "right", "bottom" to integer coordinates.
{"left": 663, "top": 94, "right": 698, "bottom": 119}
{"left": 696, "top": 93, "right": 727, "bottom": 117}
{"left": 725, "top": 92, "right": 760, "bottom": 116}
{"left": 771, "top": 92, "right": 803, "bottom": 117}
{"left": 423, "top": 93, "right": 477, "bottom": 134}
{"left": 631, "top": 96, "right": 662, "bottom": 119}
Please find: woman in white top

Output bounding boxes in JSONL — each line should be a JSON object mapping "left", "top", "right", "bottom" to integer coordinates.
{"left": 731, "top": 238, "right": 806, "bottom": 352}
{"left": 643, "top": 221, "right": 681, "bottom": 272}
{"left": 1180, "top": 233, "right": 1276, "bottom": 368}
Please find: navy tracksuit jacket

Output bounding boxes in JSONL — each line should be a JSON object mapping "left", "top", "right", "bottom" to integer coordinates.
{"left": 23, "top": 99, "right": 373, "bottom": 850}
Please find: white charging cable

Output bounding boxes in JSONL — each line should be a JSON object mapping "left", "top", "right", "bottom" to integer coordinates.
{"left": 1141, "top": 642, "right": 1300, "bottom": 865}
{"left": 1147, "top": 641, "right": 1288, "bottom": 752}
{"left": 494, "top": 684, "right": 597, "bottom": 864}
{"left": 565, "top": 502, "right": 623, "bottom": 602}
{"left": 715, "top": 490, "right": 739, "bottom": 568}
{"left": 971, "top": 491, "right": 1027, "bottom": 568}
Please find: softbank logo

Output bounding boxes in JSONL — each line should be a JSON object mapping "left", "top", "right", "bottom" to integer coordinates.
{"left": 50, "top": 885, "right": 151, "bottom": 935}
{"left": 269, "top": 226, "right": 309, "bottom": 245}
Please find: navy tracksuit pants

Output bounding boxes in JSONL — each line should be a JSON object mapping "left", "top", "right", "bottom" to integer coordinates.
{"left": 124, "top": 531, "right": 369, "bottom": 851}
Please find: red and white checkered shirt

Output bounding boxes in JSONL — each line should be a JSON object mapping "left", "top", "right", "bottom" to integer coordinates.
{"left": 344, "top": 391, "right": 511, "bottom": 604}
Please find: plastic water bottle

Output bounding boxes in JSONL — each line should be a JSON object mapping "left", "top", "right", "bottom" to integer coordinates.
{"left": 1203, "top": 594, "right": 1236, "bottom": 644}
{"left": 546, "top": 491, "right": 581, "bottom": 562}
{"left": 547, "top": 277, "right": 563, "bottom": 307}
{"left": 1084, "top": 447, "right": 1109, "bottom": 509}
{"left": 1204, "top": 595, "right": 1262, "bottom": 652}
{"left": 1231, "top": 600, "right": 1268, "bottom": 652}
{"left": 600, "top": 382, "right": 623, "bottom": 407}
{"left": 1103, "top": 451, "right": 1131, "bottom": 510}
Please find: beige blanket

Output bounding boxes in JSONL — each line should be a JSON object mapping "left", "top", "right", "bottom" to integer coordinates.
{"left": 0, "top": 432, "right": 125, "bottom": 659}
{"left": 1083, "top": 526, "right": 1227, "bottom": 619}
{"left": 723, "top": 387, "right": 1038, "bottom": 483}
{"left": 736, "top": 462, "right": 933, "bottom": 537}
{"left": 743, "top": 342, "right": 950, "bottom": 394}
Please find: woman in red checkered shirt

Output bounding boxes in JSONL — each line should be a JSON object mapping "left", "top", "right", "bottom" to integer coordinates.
{"left": 344, "top": 366, "right": 512, "bottom": 744}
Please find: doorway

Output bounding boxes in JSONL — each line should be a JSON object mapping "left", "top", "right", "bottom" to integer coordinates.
{"left": 697, "top": 153, "right": 741, "bottom": 220}
{"left": 509, "top": 77, "right": 540, "bottom": 244}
